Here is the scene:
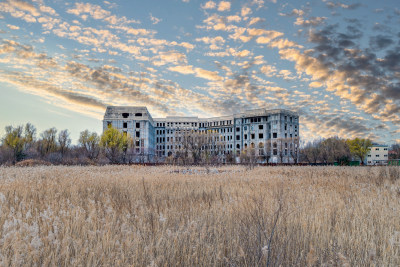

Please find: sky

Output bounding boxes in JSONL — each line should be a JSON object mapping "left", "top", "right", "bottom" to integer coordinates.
{"left": 0, "top": 0, "right": 399, "bottom": 145}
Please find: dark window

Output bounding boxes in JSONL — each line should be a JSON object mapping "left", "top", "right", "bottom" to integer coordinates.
{"left": 259, "top": 125, "right": 263, "bottom": 130}
{"left": 135, "top": 140, "right": 140, "bottom": 146}
{"left": 136, "top": 131, "right": 140, "bottom": 138}
{"left": 236, "top": 127, "right": 240, "bottom": 132}
{"left": 135, "top": 113, "right": 142, "bottom": 116}
{"left": 123, "top": 122, "right": 127, "bottom": 128}
{"left": 122, "top": 113, "right": 129, "bottom": 118}
{"left": 251, "top": 133, "right": 255, "bottom": 139}
{"left": 236, "top": 135, "right": 240, "bottom": 140}
{"left": 273, "top": 133, "right": 277, "bottom": 138}
{"left": 259, "top": 133, "right": 263, "bottom": 139}
{"left": 107, "top": 121, "right": 112, "bottom": 127}
{"left": 136, "top": 122, "right": 140, "bottom": 128}
{"left": 284, "top": 124, "right": 287, "bottom": 130}
{"left": 244, "top": 134, "right": 247, "bottom": 140}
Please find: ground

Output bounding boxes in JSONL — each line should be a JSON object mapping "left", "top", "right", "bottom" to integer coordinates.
{"left": 0, "top": 165, "right": 399, "bottom": 266}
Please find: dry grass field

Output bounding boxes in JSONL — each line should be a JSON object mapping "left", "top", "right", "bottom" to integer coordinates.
{"left": 0, "top": 165, "right": 399, "bottom": 266}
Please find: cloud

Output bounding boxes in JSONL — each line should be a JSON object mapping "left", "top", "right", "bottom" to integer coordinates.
{"left": 248, "top": 17, "right": 263, "bottom": 26}
{"left": 67, "top": 2, "right": 139, "bottom": 25}
{"left": 294, "top": 17, "right": 326, "bottom": 27}
{"left": 260, "top": 65, "right": 277, "bottom": 77}
{"left": 6, "top": 24, "right": 19, "bottom": 30}
{"left": 309, "top": 81, "right": 323, "bottom": 88}
{"left": 150, "top": 13, "right": 161, "bottom": 25}
{"left": 369, "top": 35, "right": 394, "bottom": 50}
{"left": 269, "top": 38, "right": 303, "bottom": 49}
{"left": 241, "top": 6, "right": 252, "bottom": 17}
{"left": 168, "top": 65, "right": 195, "bottom": 74}
{"left": 325, "top": 1, "right": 362, "bottom": 10}
{"left": 67, "top": 2, "right": 110, "bottom": 20}
{"left": 9, "top": 0, "right": 40, "bottom": 16}
{"left": 280, "top": 9, "right": 305, "bottom": 17}
{"left": 39, "top": 5, "right": 57, "bottom": 16}
{"left": 196, "top": 36, "right": 225, "bottom": 50}
{"left": 202, "top": 1, "right": 216, "bottom": 9}
{"left": 195, "top": 68, "right": 223, "bottom": 81}
{"left": 218, "top": 1, "right": 231, "bottom": 12}
{"left": 278, "top": 20, "right": 400, "bottom": 126}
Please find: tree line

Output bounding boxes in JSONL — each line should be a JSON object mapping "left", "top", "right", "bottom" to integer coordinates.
{"left": 300, "top": 137, "right": 375, "bottom": 165}
{"left": 0, "top": 122, "right": 393, "bottom": 166}
{"left": 0, "top": 123, "right": 133, "bottom": 165}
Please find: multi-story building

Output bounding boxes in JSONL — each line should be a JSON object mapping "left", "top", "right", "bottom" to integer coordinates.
{"left": 103, "top": 106, "right": 300, "bottom": 163}
{"left": 366, "top": 144, "right": 389, "bottom": 165}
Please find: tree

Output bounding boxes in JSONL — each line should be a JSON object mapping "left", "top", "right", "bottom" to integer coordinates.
{"left": 321, "top": 137, "right": 351, "bottom": 164}
{"left": 2, "top": 125, "right": 25, "bottom": 163}
{"left": 301, "top": 140, "right": 321, "bottom": 164}
{"left": 79, "top": 130, "right": 100, "bottom": 160}
{"left": 390, "top": 144, "right": 400, "bottom": 159}
{"left": 289, "top": 137, "right": 300, "bottom": 164}
{"left": 58, "top": 129, "right": 71, "bottom": 158}
{"left": 24, "top": 123, "right": 36, "bottom": 150}
{"left": 346, "top": 138, "right": 372, "bottom": 165}
{"left": 38, "top": 128, "right": 58, "bottom": 157}
{"left": 100, "top": 126, "right": 131, "bottom": 164}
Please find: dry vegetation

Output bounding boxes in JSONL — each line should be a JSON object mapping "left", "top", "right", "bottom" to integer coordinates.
{"left": 0, "top": 165, "right": 399, "bottom": 266}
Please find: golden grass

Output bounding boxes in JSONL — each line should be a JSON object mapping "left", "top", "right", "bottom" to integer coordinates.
{"left": 0, "top": 165, "right": 399, "bottom": 266}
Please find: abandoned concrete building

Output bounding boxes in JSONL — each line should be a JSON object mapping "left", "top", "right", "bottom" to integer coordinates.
{"left": 103, "top": 106, "right": 300, "bottom": 163}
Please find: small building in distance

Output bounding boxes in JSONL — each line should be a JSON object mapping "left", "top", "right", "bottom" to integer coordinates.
{"left": 366, "top": 144, "right": 389, "bottom": 165}
{"left": 103, "top": 106, "right": 300, "bottom": 163}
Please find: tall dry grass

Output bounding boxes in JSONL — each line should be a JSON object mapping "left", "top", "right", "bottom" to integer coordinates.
{"left": 0, "top": 165, "right": 399, "bottom": 266}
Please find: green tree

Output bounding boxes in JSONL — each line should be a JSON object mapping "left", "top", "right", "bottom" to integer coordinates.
{"left": 79, "top": 130, "right": 100, "bottom": 160}
{"left": 2, "top": 125, "right": 25, "bottom": 163}
{"left": 100, "top": 126, "right": 131, "bottom": 164}
{"left": 346, "top": 138, "right": 372, "bottom": 165}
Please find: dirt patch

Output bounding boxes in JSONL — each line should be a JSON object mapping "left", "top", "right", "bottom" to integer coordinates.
{"left": 15, "top": 159, "right": 52, "bottom": 167}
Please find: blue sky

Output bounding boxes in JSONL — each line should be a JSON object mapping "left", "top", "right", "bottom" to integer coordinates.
{"left": 0, "top": 0, "right": 399, "bottom": 144}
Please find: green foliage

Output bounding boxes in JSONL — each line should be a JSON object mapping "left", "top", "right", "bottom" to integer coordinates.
{"left": 2, "top": 123, "right": 37, "bottom": 163}
{"left": 79, "top": 130, "right": 100, "bottom": 160}
{"left": 2, "top": 125, "right": 25, "bottom": 162}
{"left": 100, "top": 126, "right": 132, "bottom": 163}
{"left": 346, "top": 138, "right": 372, "bottom": 164}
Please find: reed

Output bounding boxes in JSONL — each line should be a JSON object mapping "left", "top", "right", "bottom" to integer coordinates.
{"left": 0, "top": 165, "right": 399, "bottom": 266}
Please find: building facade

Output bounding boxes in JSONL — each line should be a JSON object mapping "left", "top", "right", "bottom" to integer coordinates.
{"left": 103, "top": 106, "right": 300, "bottom": 163}
{"left": 366, "top": 144, "right": 389, "bottom": 165}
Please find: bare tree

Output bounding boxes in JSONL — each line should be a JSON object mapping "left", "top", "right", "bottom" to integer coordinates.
{"left": 289, "top": 137, "right": 300, "bottom": 164}
{"left": 58, "top": 129, "right": 71, "bottom": 158}
{"left": 37, "top": 128, "right": 58, "bottom": 158}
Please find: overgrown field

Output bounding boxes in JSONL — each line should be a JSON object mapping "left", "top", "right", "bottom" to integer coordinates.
{"left": 0, "top": 166, "right": 399, "bottom": 266}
